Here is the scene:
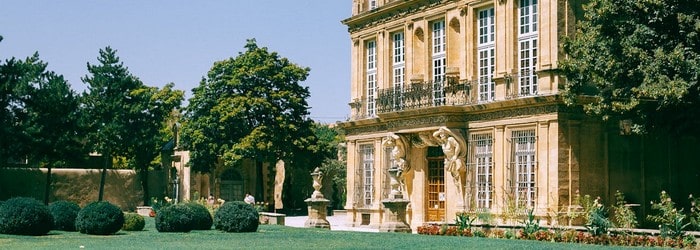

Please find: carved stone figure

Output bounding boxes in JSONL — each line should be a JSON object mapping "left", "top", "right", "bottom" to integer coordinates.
{"left": 433, "top": 127, "right": 467, "bottom": 208}
{"left": 382, "top": 133, "right": 409, "bottom": 197}
{"left": 311, "top": 167, "right": 323, "bottom": 199}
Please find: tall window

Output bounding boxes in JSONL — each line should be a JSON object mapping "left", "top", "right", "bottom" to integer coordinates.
{"left": 361, "top": 144, "right": 375, "bottom": 207}
{"left": 392, "top": 32, "right": 405, "bottom": 110}
{"left": 432, "top": 20, "right": 446, "bottom": 106}
{"left": 472, "top": 133, "right": 493, "bottom": 209}
{"left": 518, "top": 0, "right": 538, "bottom": 96}
{"left": 366, "top": 40, "right": 377, "bottom": 117}
{"left": 369, "top": 0, "right": 377, "bottom": 10}
{"left": 511, "top": 130, "right": 536, "bottom": 208}
{"left": 477, "top": 8, "right": 495, "bottom": 102}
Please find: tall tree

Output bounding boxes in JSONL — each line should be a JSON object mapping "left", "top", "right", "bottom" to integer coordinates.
{"left": 0, "top": 56, "right": 36, "bottom": 165}
{"left": 20, "top": 54, "right": 84, "bottom": 204}
{"left": 127, "top": 83, "right": 183, "bottom": 205}
{"left": 561, "top": 0, "right": 700, "bottom": 135}
{"left": 81, "top": 47, "right": 147, "bottom": 201}
{"left": 182, "top": 39, "right": 316, "bottom": 173}
{"left": 1, "top": 49, "right": 85, "bottom": 203}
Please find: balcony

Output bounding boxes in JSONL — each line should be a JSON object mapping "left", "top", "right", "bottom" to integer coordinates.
{"left": 348, "top": 71, "right": 546, "bottom": 121}
{"left": 376, "top": 79, "right": 474, "bottom": 114}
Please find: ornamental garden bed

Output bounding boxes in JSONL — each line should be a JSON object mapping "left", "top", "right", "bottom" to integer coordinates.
{"left": 416, "top": 190, "right": 700, "bottom": 249}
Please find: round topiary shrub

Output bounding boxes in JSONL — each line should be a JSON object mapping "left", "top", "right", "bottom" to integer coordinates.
{"left": 0, "top": 197, "right": 53, "bottom": 236}
{"left": 121, "top": 212, "right": 145, "bottom": 231}
{"left": 214, "top": 201, "right": 259, "bottom": 233}
{"left": 155, "top": 204, "right": 194, "bottom": 232}
{"left": 75, "top": 201, "right": 124, "bottom": 235}
{"left": 48, "top": 200, "right": 81, "bottom": 231}
{"left": 185, "top": 202, "right": 213, "bottom": 230}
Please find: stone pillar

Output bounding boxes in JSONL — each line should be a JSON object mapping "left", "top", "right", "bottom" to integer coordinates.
{"left": 379, "top": 199, "right": 411, "bottom": 233}
{"left": 304, "top": 167, "right": 331, "bottom": 229}
{"left": 304, "top": 198, "right": 331, "bottom": 229}
{"left": 379, "top": 164, "right": 411, "bottom": 232}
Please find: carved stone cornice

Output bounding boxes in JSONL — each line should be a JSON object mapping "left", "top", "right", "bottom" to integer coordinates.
{"left": 340, "top": 101, "right": 579, "bottom": 136}
{"left": 342, "top": 0, "right": 460, "bottom": 33}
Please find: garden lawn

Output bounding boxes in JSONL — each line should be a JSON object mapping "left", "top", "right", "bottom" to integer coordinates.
{"left": 0, "top": 217, "right": 629, "bottom": 250}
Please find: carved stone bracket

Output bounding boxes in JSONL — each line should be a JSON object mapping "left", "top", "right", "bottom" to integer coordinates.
{"left": 432, "top": 126, "right": 468, "bottom": 210}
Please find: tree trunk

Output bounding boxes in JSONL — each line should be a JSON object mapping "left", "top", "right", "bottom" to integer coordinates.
{"left": 141, "top": 165, "right": 150, "bottom": 205}
{"left": 43, "top": 164, "right": 52, "bottom": 205}
{"left": 98, "top": 151, "right": 110, "bottom": 201}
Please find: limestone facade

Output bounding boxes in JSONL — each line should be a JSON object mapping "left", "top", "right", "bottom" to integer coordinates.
{"left": 340, "top": 0, "right": 700, "bottom": 231}
{"left": 339, "top": 0, "right": 593, "bottom": 230}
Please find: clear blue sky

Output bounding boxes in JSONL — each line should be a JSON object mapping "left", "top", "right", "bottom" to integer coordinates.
{"left": 0, "top": 1, "right": 351, "bottom": 123}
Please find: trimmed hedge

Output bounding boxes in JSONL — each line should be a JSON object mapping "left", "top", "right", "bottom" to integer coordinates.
{"left": 214, "top": 201, "right": 259, "bottom": 233}
{"left": 49, "top": 200, "right": 81, "bottom": 231}
{"left": 185, "top": 202, "right": 213, "bottom": 230}
{"left": 0, "top": 197, "right": 53, "bottom": 236}
{"left": 75, "top": 201, "right": 124, "bottom": 235}
{"left": 122, "top": 213, "right": 145, "bottom": 231}
{"left": 155, "top": 204, "right": 195, "bottom": 232}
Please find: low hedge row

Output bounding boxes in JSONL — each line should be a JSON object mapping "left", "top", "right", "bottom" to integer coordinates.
{"left": 1, "top": 198, "right": 259, "bottom": 235}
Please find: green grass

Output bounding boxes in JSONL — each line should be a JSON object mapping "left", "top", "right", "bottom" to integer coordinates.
{"left": 0, "top": 217, "right": 632, "bottom": 249}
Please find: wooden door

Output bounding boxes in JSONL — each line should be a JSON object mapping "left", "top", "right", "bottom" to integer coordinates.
{"left": 426, "top": 157, "right": 445, "bottom": 222}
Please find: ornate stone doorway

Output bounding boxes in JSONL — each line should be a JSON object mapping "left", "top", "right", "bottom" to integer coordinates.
{"left": 426, "top": 146, "right": 445, "bottom": 222}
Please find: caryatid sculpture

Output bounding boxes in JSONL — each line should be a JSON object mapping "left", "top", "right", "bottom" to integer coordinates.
{"left": 432, "top": 127, "right": 468, "bottom": 208}
{"left": 382, "top": 133, "right": 409, "bottom": 197}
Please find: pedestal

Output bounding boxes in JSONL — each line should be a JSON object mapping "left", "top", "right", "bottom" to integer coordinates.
{"left": 304, "top": 197, "right": 331, "bottom": 229}
{"left": 379, "top": 199, "right": 411, "bottom": 233}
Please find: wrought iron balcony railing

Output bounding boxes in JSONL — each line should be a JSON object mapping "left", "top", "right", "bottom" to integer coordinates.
{"left": 376, "top": 79, "right": 474, "bottom": 113}
{"left": 505, "top": 70, "right": 539, "bottom": 99}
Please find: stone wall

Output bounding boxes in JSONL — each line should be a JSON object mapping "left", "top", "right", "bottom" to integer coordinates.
{"left": 0, "top": 168, "right": 166, "bottom": 211}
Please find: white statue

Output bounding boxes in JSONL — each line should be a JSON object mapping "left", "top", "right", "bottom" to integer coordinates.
{"left": 311, "top": 167, "right": 323, "bottom": 199}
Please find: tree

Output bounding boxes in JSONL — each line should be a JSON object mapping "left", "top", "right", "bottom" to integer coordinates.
{"left": 126, "top": 83, "right": 183, "bottom": 205}
{"left": 19, "top": 54, "right": 84, "bottom": 204}
{"left": 82, "top": 47, "right": 182, "bottom": 202}
{"left": 181, "top": 39, "right": 317, "bottom": 207}
{"left": 1, "top": 48, "right": 85, "bottom": 203}
{"left": 560, "top": 0, "right": 700, "bottom": 135}
{"left": 182, "top": 39, "right": 315, "bottom": 172}
{"left": 314, "top": 123, "right": 346, "bottom": 210}
{"left": 0, "top": 56, "right": 35, "bottom": 165}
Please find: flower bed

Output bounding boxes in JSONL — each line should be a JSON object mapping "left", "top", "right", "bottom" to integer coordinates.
{"left": 416, "top": 224, "right": 697, "bottom": 248}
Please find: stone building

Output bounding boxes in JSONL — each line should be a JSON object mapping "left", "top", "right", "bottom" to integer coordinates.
{"left": 339, "top": 0, "right": 700, "bottom": 231}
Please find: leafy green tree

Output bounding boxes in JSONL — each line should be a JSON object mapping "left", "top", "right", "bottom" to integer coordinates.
{"left": 82, "top": 47, "right": 182, "bottom": 202}
{"left": 0, "top": 49, "right": 85, "bottom": 203}
{"left": 126, "top": 83, "right": 183, "bottom": 205}
{"left": 314, "top": 123, "right": 346, "bottom": 210}
{"left": 0, "top": 56, "right": 35, "bottom": 165}
{"left": 182, "top": 39, "right": 315, "bottom": 172}
{"left": 21, "top": 55, "right": 84, "bottom": 204}
{"left": 561, "top": 0, "right": 700, "bottom": 135}
{"left": 181, "top": 39, "right": 316, "bottom": 208}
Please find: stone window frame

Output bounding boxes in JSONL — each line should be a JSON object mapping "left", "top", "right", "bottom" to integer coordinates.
{"left": 517, "top": 0, "right": 539, "bottom": 97}
{"left": 431, "top": 18, "right": 446, "bottom": 106}
{"left": 366, "top": 39, "right": 378, "bottom": 117}
{"left": 359, "top": 144, "right": 375, "bottom": 208}
{"left": 508, "top": 128, "right": 537, "bottom": 209}
{"left": 477, "top": 6, "right": 496, "bottom": 103}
